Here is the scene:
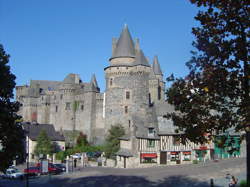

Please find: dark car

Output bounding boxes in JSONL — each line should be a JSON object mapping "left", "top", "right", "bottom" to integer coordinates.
{"left": 36, "top": 163, "right": 62, "bottom": 175}
{"left": 23, "top": 167, "right": 41, "bottom": 176}
{"left": 54, "top": 164, "right": 66, "bottom": 172}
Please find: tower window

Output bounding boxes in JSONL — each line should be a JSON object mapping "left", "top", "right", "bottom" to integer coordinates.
{"left": 65, "top": 102, "right": 71, "bottom": 110}
{"left": 110, "top": 78, "right": 113, "bottom": 86}
{"left": 81, "top": 105, "right": 84, "bottom": 111}
{"left": 148, "top": 93, "right": 151, "bottom": 105}
{"left": 125, "top": 91, "right": 130, "bottom": 99}
{"left": 128, "top": 120, "right": 131, "bottom": 128}
{"left": 56, "top": 105, "right": 58, "bottom": 112}
{"left": 54, "top": 95, "right": 56, "bottom": 100}
{"left": 60, "top": 94, "right": 63, "bottom": 100}
{"left": 125, "top": 106, "right": 128, "bottom": 114}
{"left": 158, "top": 86, "right": 161, "bottom": 100}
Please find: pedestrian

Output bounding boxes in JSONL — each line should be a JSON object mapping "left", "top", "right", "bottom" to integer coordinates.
{"left": 229, "top": 175, "right": 238, "bottom": 187}
{"left": 74, "top": 159, "right": 77, "bottom": 168}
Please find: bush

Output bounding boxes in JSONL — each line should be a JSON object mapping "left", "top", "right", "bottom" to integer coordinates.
{"left": 192, "top": 160, "right": 198, "bottom": 164}
{"left": 240, "top": 180, "right": 247, "bottom": 187}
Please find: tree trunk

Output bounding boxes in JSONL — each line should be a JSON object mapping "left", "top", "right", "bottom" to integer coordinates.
{"left": 247, "top": 132, "right": 250, "bottom": 187}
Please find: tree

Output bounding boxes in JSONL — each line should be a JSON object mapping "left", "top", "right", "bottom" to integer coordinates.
{"left": 34, "top": 130, "right": 53, "bottom": 157}
{"left": 166, "top": 0, "right": 249, "bottom": 184}
{"left": 76, "top": 132, "right": 88, "bottom": 147}
{"left": 0, "top": 44, "right": 24, "bottom": 172}
{"left": 104, "top": 124, "right": 125, "bottom": 158}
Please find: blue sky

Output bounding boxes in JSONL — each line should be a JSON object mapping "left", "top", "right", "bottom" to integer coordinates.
{"left": 0, "top": 0, "right": 198, "bottom": 92}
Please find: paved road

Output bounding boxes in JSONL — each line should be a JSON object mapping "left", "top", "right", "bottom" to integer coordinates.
{"left": 0, "top": 157, "right": 246, "bottom": 187}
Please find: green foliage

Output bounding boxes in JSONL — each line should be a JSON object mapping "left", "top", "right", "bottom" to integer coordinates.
{"left": 192, "top": 160, "right": 198, "bottom": 164}
{"left": 73, "top": 101, "right": 79, "bottom": 112}
{"left": 166, "top": 0, "right": 249, "bottom": 144}
{"left": 0, "top": 44, "right": 25, "bottom": 172}
{"left": 240, "top": 180, "right": 247, "bottom": 187}
{"left": 104, "top": 124, "right": 125, "bottom": 158}
{"left": 34, "top": 129, "right": 53, "bottom": 157}
{"left": 76, "top": 132, "right": 88, "bottom": 147}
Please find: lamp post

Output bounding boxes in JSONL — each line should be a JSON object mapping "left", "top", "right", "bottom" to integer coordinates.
{"left": 26, "top": 122, "right": 30, "bottom": 187}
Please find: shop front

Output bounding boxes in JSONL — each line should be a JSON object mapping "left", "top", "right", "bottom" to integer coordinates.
{"left": 170, "top": 151, "right": 180, "bottom": 164}
{"left": 140, "top": 153, "right": 157, "bottom": 164}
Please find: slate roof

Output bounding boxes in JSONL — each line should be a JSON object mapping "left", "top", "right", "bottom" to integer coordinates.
{"left": 90, "top": 74, "right": 99, "bottom": 89}
{"left": 152, "top": 56, "right": 163, "bottom": 75}
{"left": 133, "top": 50, "right": 150, "bottom": 67}
{"left": 22, "top": 123, "right": 65, "bottom": 141}
{"left": 30, "top": 80, "right": 60, "bottom": 91}
{"left": 63, "top": 74, "right": 81, "bottom": 84}
{"left": 111, "top": 25, "right": 136, "bottom": 60}
{"left": 116, "top": 148, "right": 133, "bottom": 157}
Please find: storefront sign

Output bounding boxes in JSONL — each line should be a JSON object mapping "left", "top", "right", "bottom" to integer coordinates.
{"left": 141, "top": 153, "right": 157, "bottom": 158}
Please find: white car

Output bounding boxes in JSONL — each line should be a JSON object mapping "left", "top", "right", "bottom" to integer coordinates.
{"left": 71, "top": 153, "right": 82, "bottom": 159}
{"left": 2, "top": 168, "right": 25, "bottom": 179}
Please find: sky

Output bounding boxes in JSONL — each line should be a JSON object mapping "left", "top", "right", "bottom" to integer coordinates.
{"left": 0, "top": 0, "right": 199, "bottom": 92}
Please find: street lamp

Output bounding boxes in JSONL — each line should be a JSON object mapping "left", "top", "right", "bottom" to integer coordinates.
{"left": 25, "top": 122, "right": 30, "bottom": 187}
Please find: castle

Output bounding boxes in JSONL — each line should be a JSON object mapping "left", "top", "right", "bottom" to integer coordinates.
{"left": 16, "top": 25, "right": 168, "bottom": 145}
{"left": 16, "top": 25, "right": 245, "bottom": 168}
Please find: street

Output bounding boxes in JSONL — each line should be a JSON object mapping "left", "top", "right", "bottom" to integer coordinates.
{"left": 0, "top": 157, "right": 246, "bottom": 187}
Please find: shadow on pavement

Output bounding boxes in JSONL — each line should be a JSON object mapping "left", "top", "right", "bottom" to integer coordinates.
{"left": 41, "top": 175, "right": 223, "bottom": 187}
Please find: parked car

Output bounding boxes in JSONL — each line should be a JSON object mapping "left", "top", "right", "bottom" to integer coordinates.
{"left": 54, "top": 164, "right": 66, "bottom": 172}
{"left": 2, "top": 168, "right": 25, "bottom": 179}
{"left": 36, "top": 163, "right": 62, "bottom": 175}
{"left": 71, "top": 153, "right": 81, "bottom": 159}
{"left": 23, "top": 167, "right": 41, "bottom": 176}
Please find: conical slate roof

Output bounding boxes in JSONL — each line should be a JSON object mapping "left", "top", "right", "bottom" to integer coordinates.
{"left": 152, "top": 56, "right": 163, "bottom": 75}
{"left": 133, "top": 50, "right": 150, "bottom": 67}
{"left": 111, "top": 25, "right": 136, "bottom": 59}
{"left": 90, "top": 74, "right": 98, "bottom": 88}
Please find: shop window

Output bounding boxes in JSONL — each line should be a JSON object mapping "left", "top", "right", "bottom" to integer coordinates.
{"left": 170, "top": 152, "right": 180, "bottom": 161}
{"left": 183, "top": 152, "right": 191, "bottom": 161}
{"left": 65, "top": 102, "right": 71, "bottom": 110}
{"left": 141, "top": 157, "right": 157, "bottom": 163}
{"left": 147, "top": 140, "right": 155, "bottom": 148}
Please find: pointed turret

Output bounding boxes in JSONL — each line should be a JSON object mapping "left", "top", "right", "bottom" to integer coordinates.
{"left": 152, "top": 56, "right": 163, "bottom": 75}
{"left": 133, "top": 50, "right": 150, "bottom": 67}
{"left": 91, "top": 74, "right": 98, "bottom": 88}
{"left": 110, "top": 25, "right": 136, "bottom": 60}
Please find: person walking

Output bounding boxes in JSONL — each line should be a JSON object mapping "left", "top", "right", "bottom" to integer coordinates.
{"left": 229, "top": 175, "right": 238, "bottom": 187}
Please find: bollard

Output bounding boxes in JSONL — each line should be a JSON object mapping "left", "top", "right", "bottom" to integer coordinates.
{"left": 210, "top": 178, "right": 214, "bottom": 187}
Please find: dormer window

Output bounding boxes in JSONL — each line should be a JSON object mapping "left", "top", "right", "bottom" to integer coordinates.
{"left": 148, "top": 128, "right": 154, "bottom": 136}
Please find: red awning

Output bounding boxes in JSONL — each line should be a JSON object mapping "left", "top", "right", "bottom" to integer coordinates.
{"left": 183, "top": 151, "right": 191, "bottom": 155}
{"left": 199, "top": 146, "right": 208, "bottom": 150}
{"left": 171, "top": 152, "right": 179, "bottom": 155}
{"left": 141, "top": 153, "right": 157, "bottom": 158}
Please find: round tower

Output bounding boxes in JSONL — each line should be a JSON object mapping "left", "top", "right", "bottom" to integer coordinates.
{"left": 104, "top": 25, "right": 151, "bottom": 134}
